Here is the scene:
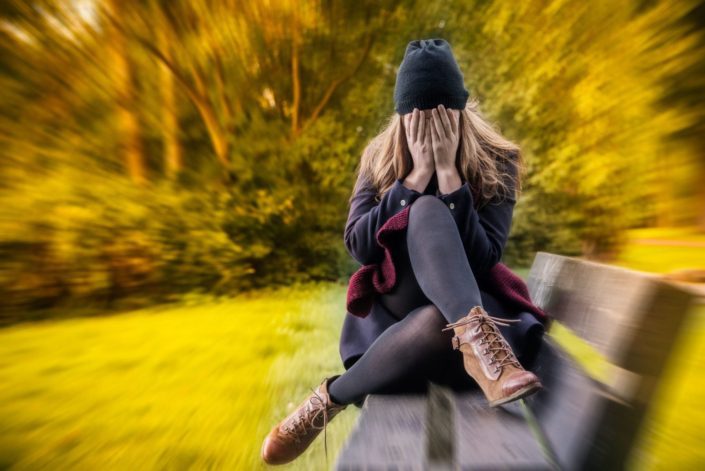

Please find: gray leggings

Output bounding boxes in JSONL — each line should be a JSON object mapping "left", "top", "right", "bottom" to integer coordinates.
{"left": 329, "top": 196, "right": 501, "bottom": 405}
{"left": 379, "top": 195, "right": 484, "bottom": 322}
{"left": 380, "top": 196, "right": 512, "bottom": 329}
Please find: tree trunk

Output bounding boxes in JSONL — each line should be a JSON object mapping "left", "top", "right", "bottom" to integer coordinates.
{"left": 158, "top": 26, "right": 181, "bottom": 177}
{"left": 291, "top": 9, "right": 301, "bottom": 137}
{"left": 108, "top": 0, "right": 145, "bottom": 184}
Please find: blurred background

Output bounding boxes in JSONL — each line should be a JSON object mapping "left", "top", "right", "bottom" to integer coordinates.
{"left": 0, "top": 0, "right": 704, "bottom": 469}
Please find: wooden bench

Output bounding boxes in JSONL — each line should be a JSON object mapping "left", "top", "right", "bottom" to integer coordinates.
{"left": 334, "top": 252, "right": 702, "bottom": 470}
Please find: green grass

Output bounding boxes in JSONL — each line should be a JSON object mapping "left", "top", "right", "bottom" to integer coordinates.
{"left": 615, "top": 226, "right": 705, "bottom": 273}
{"left": 0, "top": 281, "right": 359, "bottom": 470}
{"left": 626, "top": 225, "right": 705, "bottom": 242}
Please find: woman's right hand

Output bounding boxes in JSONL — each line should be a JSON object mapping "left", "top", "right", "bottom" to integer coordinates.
{"left": 404, "top": 108, "right": 435, "bottom": 174}
{"left": 402, "top": 108, "right": 435, "bottom": 192}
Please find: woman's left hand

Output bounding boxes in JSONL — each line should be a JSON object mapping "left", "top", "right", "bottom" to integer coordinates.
{"left": 430, "top": 104, "right": 460, "bottom": 172}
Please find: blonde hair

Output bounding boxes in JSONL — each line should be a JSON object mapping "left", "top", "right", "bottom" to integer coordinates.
{"left": 350, "top": 96, "right": 524, "bottom": 209}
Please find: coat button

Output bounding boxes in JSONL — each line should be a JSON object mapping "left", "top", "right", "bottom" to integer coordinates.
{"left": 449, "top": 202, "right": 455, "bottom": 209}
{"left": 400, "top": 199, "right": 406, "bottom": 206}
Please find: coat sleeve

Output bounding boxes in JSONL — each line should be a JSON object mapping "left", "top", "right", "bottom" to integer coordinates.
{"left": 437, "top": 156, "right": 518, "bottom": 277}
{"left": 344, "top": 173, "right": 424, "bottom": 265}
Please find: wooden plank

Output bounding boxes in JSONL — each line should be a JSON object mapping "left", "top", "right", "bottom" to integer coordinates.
{"left": 335, "top": 383, "right": 551, "bottom": 470}
{"left": 526, "top": 252, "right": 658, "bottom": 361}
{"left": 525, "top": 254, "right": 698, "bottom": 468}
{"left": 525, "top": 337, "right": 651, "bottom": 470}
{"left": 526, "top": 252, "right": 695, "bottom": 396}
{"left": 524, "top": 251, "right": 566, "bottom": 322}
{"left": 451, "top": 387, "right": 552, "bottom": 470}
{"left": 424, "top": 382, "right": 455, "bottom": 470}
{"left": 335, "top": 394, "right": 428, "bottom": 471}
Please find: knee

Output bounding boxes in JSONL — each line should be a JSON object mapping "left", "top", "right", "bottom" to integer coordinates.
{"left": 408, "top": 195, "right": 448, "bottom": 222}
{"left": 411, "top": 194, "right": 446, "bottom": 212}
{"left": 411, "top": 304, "right": 454, "bottom": 349}
{"left": 414, "top": 303, "right": 447, "bottom": 329}
{"left": 408, "top": 195, "right": 455, "bottom": 235}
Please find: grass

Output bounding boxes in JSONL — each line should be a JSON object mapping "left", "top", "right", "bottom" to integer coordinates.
{"left": 0, "top": 228, "right": 703, "bottom": 470}
{"left": 0, "top": 281, "right": 358, "bottom": 470}
{"left": 615, "top": 226, "right": 705, "bottom": 273}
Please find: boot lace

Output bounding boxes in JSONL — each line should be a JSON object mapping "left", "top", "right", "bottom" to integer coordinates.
{"left": 281, "top": 384, "right": 343, "bottom": 466}
{"left": 441, "top": 308, "right": 522, "bottom": 372}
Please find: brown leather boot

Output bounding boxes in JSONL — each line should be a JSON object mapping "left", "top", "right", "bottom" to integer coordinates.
{"left": 260, "top": 374, "right": 347, "bottom": 466}
{"left": 441, "top": 305, "right": 542, "bottom": 407}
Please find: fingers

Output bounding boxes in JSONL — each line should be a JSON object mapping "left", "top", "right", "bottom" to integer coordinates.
{"left": 448, "top": 108, "right": 459, "bottom": 136}
{"left": 404, "top": 113, "right": 412, "bottom": 143}
{"left": 404, "top": 111, "right": 411, "bottom": 143}
{"left": 411, "top": 108, "right": 419, "bottom": 144}
{"left": 430, "top": 108, "right": 441, "bottom": 143}
{"left": 431, "top": 107, "right": 446, "bottom": 141}
{"left": 438, "top": 105, "right": 453, "bottom": 138}
{"left": 418, "top": 110, "right": 425, "bottom": 144}
{"left": 407, "top": 106, "right": 458, "bottom": 147}
{"left": 428, "top": 118, "right": 435, "bottom": 148}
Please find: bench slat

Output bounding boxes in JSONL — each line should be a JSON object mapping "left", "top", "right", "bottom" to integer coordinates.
{"left": 527, "top": 252, "right": 694, "bottom": 394}
{"left": 452, "top": 389, "right": 551, "bottom": 470}
{"left": 335, "top": 394, "right": 427, "bottom": 470}
{"left": 526, "top": 337, "right": 653, "bottom": 470}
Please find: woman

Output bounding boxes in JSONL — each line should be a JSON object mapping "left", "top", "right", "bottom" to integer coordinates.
{"left": 261, "top": 38, "right": 547, "bottom": 466}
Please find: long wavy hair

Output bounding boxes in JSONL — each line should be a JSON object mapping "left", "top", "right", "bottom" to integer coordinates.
{"left": 350, "top": 96, "right": 524, "bottom": 209}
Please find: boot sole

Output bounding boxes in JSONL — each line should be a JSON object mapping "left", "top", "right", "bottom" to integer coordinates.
{"left": 488, "top": 381, "right": 542, "bottom": 408}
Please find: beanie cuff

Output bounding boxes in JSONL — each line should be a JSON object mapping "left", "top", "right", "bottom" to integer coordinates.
{"left": 395, "top": 92, "right": 469, "bottom": 114}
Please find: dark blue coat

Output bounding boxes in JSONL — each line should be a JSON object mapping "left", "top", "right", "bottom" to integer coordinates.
{"left": 339, "top": 157, "right": 544, "bottom": 370}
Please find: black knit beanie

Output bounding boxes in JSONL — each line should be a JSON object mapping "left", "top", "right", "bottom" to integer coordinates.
{"left": 393, "top": 38, "right": 470, "bottom": 114}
